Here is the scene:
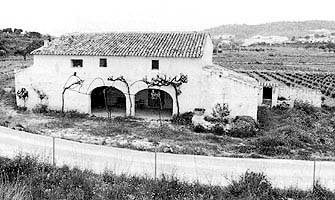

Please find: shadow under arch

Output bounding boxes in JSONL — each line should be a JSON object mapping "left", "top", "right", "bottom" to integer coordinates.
{"left": 90, "top": 86, "right": 126, "bottom": 117}
{"left": 134, "top": 88, "right": 173, "bottom": 119}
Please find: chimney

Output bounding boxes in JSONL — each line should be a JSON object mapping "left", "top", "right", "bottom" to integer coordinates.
{"left": 43, "top": 40, "right": 49, "bottom": 47}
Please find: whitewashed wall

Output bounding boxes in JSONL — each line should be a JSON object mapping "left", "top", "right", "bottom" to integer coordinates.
{"left": 200, "top": 69, "right": 259, "bottom": 120}
{"left": 15, "top": 36, "right": 214, "bottom": 116}
{"left": 278, "top": 87, "right": 322, "bottom": 107}
{"left": 257, "top": 84, "right": 322, "bottom": 108}
{"left": 15, "top": 35, "right": 259, "bottom": 119}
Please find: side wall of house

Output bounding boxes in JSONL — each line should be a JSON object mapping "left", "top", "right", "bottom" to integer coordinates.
{"left": 199, "top": 71, "right": 259, "bottom": 120}
{"left": 277, "top": 87, "right": 322, "bottom": 107}
{"left": 256, "top": 85, "right": 322, "bottom": 107}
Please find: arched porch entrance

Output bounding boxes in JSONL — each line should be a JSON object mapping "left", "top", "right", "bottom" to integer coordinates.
{"left": 134, "top": 89, "right": 173, "bottom": 119}
{"left": 90, "top": 86, "right": 126, "bottom": 117}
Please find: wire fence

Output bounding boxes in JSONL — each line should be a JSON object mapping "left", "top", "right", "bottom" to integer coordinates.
{"left": 0, "top": 126, "right": 334, "bottom": 190}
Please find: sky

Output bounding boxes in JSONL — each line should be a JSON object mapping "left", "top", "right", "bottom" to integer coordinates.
{"left": 1, "top": 0, "right": 335, "bottom": 36}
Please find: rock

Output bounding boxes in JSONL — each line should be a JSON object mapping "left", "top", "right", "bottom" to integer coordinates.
{"left": 192, "top": 115, "right": 214, "bottom": 130}
{"left": 11, "top": 123, "right": 25, "bottom": 131}
{"left": 3, "top": 87, "right": 12, "bottom": 93}
{"left": 131, "top": 140, "right": 153, "bottom": 149}
{"left": 0, "top": 120, "right": 9, "bottom": 127}
{"left": 162, "top": 145, "right": 173, "bottom": 153}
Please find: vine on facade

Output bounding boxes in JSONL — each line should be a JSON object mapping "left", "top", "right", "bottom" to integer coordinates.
{"left": 107, "top": 76, "right": 133, "bottom": 116}
{"left": 62, "top": 74, "right": 84, "bottom": 114}
{"left": 142, "top": 74, "right": 188, "bottom": 116}
{"left": 32, "top": 87, "right": 47, "bottom": 104}
{"left": 16, "top": 88, "right": 29, "bottom": 109}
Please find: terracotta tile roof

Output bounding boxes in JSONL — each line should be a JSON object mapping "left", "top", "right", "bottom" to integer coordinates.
{"left": 31, "top": 32, "right": 209, "bottom": 58}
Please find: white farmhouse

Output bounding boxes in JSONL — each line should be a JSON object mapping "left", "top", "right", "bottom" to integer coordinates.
{"left": 15, "top": 32, "right": 259, "bottom": 119}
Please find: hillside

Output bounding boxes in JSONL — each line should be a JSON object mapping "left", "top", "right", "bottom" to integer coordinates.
{"left": 206, "top": 20, "right": 335, "bottom": 41}
{"left": 0, "top": 28, "right": 51, "bottom": 59}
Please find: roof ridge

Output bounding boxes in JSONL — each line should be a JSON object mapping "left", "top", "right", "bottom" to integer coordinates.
{"left": 32, "top": 32, "right": 209, "bottom": 58}
{"left": 64, "top": 31, "right": 209, "bottom": 36}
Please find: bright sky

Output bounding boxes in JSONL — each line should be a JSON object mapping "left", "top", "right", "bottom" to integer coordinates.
{"left": 1, "top": 0, "right": 335, "bottom": 36}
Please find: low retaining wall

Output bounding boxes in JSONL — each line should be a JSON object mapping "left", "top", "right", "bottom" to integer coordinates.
{"left": 0, "top": 126, "right": 334, "bottom": 190}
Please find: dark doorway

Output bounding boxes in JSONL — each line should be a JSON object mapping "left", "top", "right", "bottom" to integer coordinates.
{"left": 263, "top": 87, "right": 272, "bottom": 99}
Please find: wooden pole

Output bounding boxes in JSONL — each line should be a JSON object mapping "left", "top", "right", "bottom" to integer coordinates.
{"left": 52, "top": 137, "right": 55, "bottom": 166}
{"left": 154, "top": 147, "right": 158, "bottom": 179}
{"left": 312, "top": 159, "right": 316, "bottom": 191}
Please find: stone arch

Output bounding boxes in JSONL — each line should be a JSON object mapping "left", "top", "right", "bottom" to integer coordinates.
{"left": 134, "top": 88, "right": 174, "bottom": 119}
{"left": 89, "top": 86, "right": 126, "bottom": 117}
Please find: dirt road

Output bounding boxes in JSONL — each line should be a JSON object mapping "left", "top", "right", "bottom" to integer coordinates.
{"left": 0, "top": 126, "right": 334, "bottom": 190}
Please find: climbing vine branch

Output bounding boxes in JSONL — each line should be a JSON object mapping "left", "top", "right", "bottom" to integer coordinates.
{"left": 142, "top": 74, "right": 188, "bottom": 116}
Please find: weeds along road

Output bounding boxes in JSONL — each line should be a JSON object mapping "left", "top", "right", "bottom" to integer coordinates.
{"left": 0, "top": 126, "right": 334, "bottom": 190}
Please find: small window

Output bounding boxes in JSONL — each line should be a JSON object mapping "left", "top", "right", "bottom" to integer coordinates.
{"left": 152, "top": 60, "right": 159, "bottom": 70}
{"left": 71, "top": 59, "right": 83, "bottom": 68}
{"left": 99, "top": 58, "right": 107, "bottom": 67}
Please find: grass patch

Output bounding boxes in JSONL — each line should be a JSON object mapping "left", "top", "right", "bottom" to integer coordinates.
{"left": 0, "top": 155, "right": 334, "bottom": 200}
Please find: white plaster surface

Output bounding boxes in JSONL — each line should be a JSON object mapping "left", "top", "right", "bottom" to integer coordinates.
{"left": 15, "top": 39, "right": 259, "bottom": 119}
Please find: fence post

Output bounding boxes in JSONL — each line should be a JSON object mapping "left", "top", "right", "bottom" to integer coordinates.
{"left": 155, "top": 147, "right": 157, "bottom": 180}
{"left": 312, "top": 159, "right": 316, "bottom": 191}
{"left": 52, "top": 137, "right": 55, "bottom": 166}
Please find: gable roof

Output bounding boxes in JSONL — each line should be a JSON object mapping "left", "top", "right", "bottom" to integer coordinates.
{"left": 31, "top": 32, "right": 209, "bottom": 58}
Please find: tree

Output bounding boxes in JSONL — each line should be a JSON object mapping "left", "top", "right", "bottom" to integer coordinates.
{"left": 13, "top": 28, "right": 23, "bottom": 34}
{"left": 15, "top": 40, "right": 43, "bottom": 60}
{"left": 0, "top": 49, "right": 6, "bottom": 57}
{"left": 142, "top": 74, "right": 188, "bottom": 116}
{"left": 25, "top": 31, "right": 42, "bottom": 38}
{"left": 2, "top": 28, "right": 12, "bottom": 33}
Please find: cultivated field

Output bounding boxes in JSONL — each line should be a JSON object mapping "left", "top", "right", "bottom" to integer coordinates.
{"left": 215, "top": 46, "right": 335, "bottom": 101}
{"left": 1, "top": 53, "right": 335, "bottom": 161}
{"left": 0, "top": 56, "right": 32, "bottom": 88}
{"left": 214, "top": 46, "right": 335, "bottom": 72}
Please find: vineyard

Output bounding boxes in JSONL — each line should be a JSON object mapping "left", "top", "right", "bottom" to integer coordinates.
{"left": 213, "top": 46, "right": 335, "bottom": 99}
{"left": 241, "top": 71, "right": 335, "bottom": 98}
{"left": 0, "top": 56, "right": 32, "bottom": 88}
{"left": 214, "top": 46, "right": 335, "bottom": 72}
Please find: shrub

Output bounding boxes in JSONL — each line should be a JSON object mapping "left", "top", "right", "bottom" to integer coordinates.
{"left": 63, "top": 110, "right": 88, "bottom": 118}
{"left": 254, "top": 136, "right": 292, "bottom": 156}
{"left": 211, "top": 103, "right": 230, "bottom": 119}
{"left": 15, "top": 106, "right": 27, "bottom": 112}
{"left": 193, "top": 124, "right": 207, "bottom": 133}
{"left": 0, "top": 182, "right": 31, "bottom": 200}
{"left": 226, "top": 171, "right": 280, "bottom": 199}
{"left": 312, "top": 182, "right": 335, "bottom": 200}
{"left": 32, "top": 104, "right": 48, "bottom": 113}
{"left": 211, "top": 124, "right": 227, "bottom": 136}
{"left": 0, "top": 155, "right": 334, "bottom": 199}
{"left": 257, "top": 106, "right": 273, "bottom": 129}
{"left": 171, "top": 112, "right": 193, "bottom": 125}
{"left": 227, "top": 116, "right": 258, "bottom": 138}
{"left": 294, "top": 100, "right": 318, "bottom": 115}
{"left": 0, "top": 155, "right": 40, "bottom": 182}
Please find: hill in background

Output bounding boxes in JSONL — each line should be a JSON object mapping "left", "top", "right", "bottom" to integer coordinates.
{"left": 0, "top": 28, "right": 51, "bottom": 59}
{"left": 206, "top": 20, "right": 335, "bottom": 41}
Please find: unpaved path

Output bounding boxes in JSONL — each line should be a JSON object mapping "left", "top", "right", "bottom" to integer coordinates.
{"left": 0, "top": 126, "right": 334, "bottom": 190}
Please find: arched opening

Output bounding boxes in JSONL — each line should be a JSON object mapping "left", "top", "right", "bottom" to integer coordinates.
{"left": 91, "top": 86, "right": 126, "bottom": 117}
{"left": 135, "top": 89, "right": 173, "bottom": 119}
